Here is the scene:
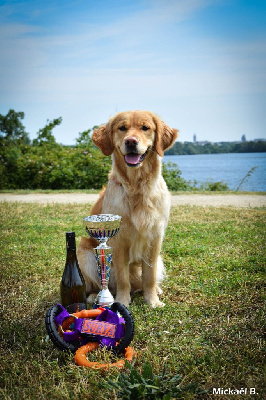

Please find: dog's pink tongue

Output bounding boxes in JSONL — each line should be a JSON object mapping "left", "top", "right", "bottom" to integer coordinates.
{"left": 125, "top": 154, "right": 141, "bottom": 164}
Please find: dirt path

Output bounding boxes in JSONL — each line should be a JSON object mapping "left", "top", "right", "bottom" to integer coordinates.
{"left": 0, "top": 193, "right": 265, "bottom": 208}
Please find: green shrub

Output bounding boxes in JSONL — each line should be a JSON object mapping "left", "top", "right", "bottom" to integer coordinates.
{"left": 199, "top": 181, "right": 229, "bottom": 191}
{"left": 0, "top": 143, "right": 111, "bottom": 190}
{"left": 0, "top": 130, "right": 112, "bottom": 190}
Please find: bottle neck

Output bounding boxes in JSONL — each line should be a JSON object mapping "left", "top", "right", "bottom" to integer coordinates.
{"left": 66, "top": 232, "right": 76, "bottom": 252}
{"left": 66, "top": 248, "right": 76, "bottom": 259}
{"left": 67, "top": 246, "right": 76, "bottom": 253}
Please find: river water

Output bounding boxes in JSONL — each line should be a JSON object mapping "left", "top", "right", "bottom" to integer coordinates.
{"left": 163, "top": 153, "right": 266, "bottom": 192}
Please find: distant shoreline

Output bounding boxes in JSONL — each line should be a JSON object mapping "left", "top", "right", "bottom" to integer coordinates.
{"left": 165, "top": 140, "right": 266, "bottom": 155}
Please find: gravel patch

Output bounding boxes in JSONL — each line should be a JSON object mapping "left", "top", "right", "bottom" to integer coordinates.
{"left": 0, "top": 193, "right": 265, "bottom": 208}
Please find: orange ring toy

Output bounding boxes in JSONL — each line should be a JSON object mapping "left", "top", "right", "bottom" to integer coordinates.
{"left": 74, "top": 342, "right": 136, "bottom": 370}
{"left": 73, "top": 309, "right": 104, "bottom": 319}
{"left": 60, "top": 308, "right": 104, "bottom": 334}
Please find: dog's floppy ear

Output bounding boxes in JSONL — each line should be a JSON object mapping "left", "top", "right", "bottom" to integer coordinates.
{"left": 153, "top": 116, "right": 178, "bottom": 157}
{"left": 92, "top": 122, "right": 114, "bottom": 156}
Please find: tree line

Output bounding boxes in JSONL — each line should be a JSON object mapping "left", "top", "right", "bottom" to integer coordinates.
{"left": 165, "top": 139, "right": 266, "bottom": 155}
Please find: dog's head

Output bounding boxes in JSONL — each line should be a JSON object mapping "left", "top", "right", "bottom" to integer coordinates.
{"left": 92, "top": 111, "right": 178, "bottom": 167}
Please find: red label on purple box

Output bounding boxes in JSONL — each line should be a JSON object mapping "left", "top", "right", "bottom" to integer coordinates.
{"left": 81, "top": 319, "right": 116, "bottom": 338}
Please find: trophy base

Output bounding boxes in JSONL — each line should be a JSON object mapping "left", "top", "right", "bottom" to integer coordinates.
{"left": 94, "top": 288, "right": 115, "bottom": 308}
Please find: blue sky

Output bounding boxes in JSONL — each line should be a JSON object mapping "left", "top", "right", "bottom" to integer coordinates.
{"left": 0, "top": 0, "right": 265, "bottom": 144}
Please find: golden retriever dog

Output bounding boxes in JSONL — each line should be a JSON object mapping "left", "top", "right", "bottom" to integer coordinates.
{"left": 77, "top": 110, "right": 178, "bottom": 307}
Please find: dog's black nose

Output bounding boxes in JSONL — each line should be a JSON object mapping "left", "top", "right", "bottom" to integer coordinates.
{"left": 125, "top": 136, "right": 139, "bottom": 148}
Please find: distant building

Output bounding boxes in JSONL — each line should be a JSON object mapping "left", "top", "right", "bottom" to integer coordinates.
{"left": 197, "top": 141, "right": 210, "bottom": 146}
{"left": 192, "top": 134, "right": 210, "bottom": 145}
{"left": 241, "top": 134, "right": 246, "bottom": 142}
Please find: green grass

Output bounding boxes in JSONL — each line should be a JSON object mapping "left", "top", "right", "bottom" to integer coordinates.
{"left": 0, "top": 202, "right": 265, "bottom": 399}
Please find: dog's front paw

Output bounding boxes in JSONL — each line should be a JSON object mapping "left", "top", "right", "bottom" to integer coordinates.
{"left": 144, "top": 293, "right": 165, "bottom": 308}
{"left": 157, "top": 285, "right": 163, "bottom": 295}
{"left": 150, "top": 299, "right": 165, "bottom": 308}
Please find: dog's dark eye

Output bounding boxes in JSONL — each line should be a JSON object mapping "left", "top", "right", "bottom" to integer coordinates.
{"left": 118, "top": 126, "right": 127, "bottom": 132}
{"left": 141, "top": 126, "right": 149, "bottom": 131}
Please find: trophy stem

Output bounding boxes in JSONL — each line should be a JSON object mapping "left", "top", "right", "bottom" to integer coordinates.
{"left": 94, "top": 245, "right": 114, "bottom": 307}
{"left": 100, "top": 249, "right": 107, "bottom": 289}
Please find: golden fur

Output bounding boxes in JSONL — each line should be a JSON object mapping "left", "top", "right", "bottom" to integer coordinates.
{"left": 77, "top": 110, "right": 178, "bottom": 307}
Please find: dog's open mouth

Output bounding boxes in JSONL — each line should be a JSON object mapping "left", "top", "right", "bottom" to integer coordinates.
{"left": 124, "top": 149, "right": 149, "bottom": 167}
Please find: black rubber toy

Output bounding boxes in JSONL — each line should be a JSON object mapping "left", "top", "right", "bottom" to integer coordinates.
{"left": 45, "top": 304, "right": 82, "bottom": 352}
{"left": 45, "top": 302, "right": 134, "bottom": 354}
{"left": 110, "top": 302, "right": 134, "bottom": 354}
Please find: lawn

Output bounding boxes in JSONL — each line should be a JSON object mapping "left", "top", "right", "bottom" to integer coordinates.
{"left": 0, "top": 201, "right": 265, "bottom": 399}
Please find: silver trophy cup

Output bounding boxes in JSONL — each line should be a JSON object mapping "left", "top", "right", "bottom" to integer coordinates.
{"left": 83, "top": 214, "right": 122, "bottom": 308}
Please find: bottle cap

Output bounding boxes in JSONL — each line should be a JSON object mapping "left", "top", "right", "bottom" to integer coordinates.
{"left": 66, "top": 232, "right": 76, "bottom": 250}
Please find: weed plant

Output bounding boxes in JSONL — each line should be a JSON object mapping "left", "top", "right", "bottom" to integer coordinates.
{"left": 0, "top": 201, "right": 265, "bottom": 399}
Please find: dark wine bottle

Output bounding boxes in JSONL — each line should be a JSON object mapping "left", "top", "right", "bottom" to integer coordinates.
{"left": 60, "top": 232, "right": 87, "bottom": 313}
